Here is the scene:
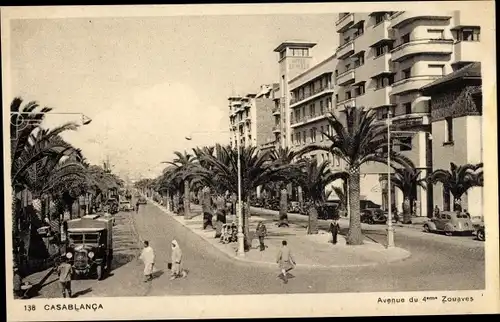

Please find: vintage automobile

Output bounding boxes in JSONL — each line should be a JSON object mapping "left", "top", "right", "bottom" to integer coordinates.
{"left": 317, "top": 201, "right": 340, "bottom": 220}
{"left": 138, "top": 196, "right": 147, "bottom": 204}
{"left": 105, "top": 197, "right": 119, "bottom": 214}
{"left": 66, "top": 214, "right": 114, "bottom": 280}
{"left": 423, "top": 211, "right": 475, "bottom": 236}
{"left": 475, "top": 224, "right": 485, "bottom": 241}
{"left": 119, "top": 200, "right": 134, "bottom": 212}
{"left": 361, "top": 208, "right": 387, "bottom": 224}
{"left": 288, "top": 201, "right": 302, "bottom": 213}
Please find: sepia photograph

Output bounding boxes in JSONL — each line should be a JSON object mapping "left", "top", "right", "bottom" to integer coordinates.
{"left": 2, "top": 2, "right": 498, "bottom": 320}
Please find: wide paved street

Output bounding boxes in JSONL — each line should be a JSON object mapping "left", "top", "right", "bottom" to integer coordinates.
{"left": 33, "top": 199, "right": 484, "bottom": 298}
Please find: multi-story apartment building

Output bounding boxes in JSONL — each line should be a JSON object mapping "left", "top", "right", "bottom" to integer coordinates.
{"left": 288, "top": 54, "right": 337, "bottom": 165}
{"left": 228, "top": 84, "right": 278, "bottom": 149}
{"left": 334, "top": 10, "right": 485, "bottom": 217}
{"left": 421, "top": 62, "right": 483, "bottom": 217}
{"left": 273, "top": 41, "right": 318, "bottom": 149}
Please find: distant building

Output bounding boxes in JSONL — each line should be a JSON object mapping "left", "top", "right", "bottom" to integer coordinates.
{"left": 228, "top": 83, "right": 278, "bottom": 149}
{"left": 421, "top": 62, "right": 483, "bottom": 217}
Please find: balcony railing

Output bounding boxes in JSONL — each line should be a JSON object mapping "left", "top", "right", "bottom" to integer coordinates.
{"left": 290, "top": 84, "right": 334, "bottom": 106}
{"left": 391, "top": 38, "right": 454, "bottom": 62}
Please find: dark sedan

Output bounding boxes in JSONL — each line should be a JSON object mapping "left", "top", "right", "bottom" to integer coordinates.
{"left": 361, "top": 208, "right": 387, "bottom": 224}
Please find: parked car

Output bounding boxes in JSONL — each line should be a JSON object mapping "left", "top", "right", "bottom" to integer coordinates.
{"left": 317, "top": 201, "right": 340, "bottom": 220}
{"left": 360, "top": 200, "right": 381, "bottom": 210}
{"left": 105, "top": 198, "right": 119, "bottom": 214}
{"left": 250, "top": 198, "right": 264, "bottom": 208}
{"left": 361, "top": 208, "right": 387, "bottom": 224}
{"left": 423, "top": 211, "right": 475, "bottom": 236}
{"left": 138, "top": 196, "right": 147, "bottom": 204}
{"left": 119, "top": 200, "right": 134, "bottom": 212}
{"left": 475, "top": 224, "right": 485, "bottom": 241}
{"left": 288, "top": 201, "right": 302, "bottom": 213}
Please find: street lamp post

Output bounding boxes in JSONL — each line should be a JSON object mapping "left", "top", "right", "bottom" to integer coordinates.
{"left": 184, "top": 130, "right": 245, "bottom": 257}
{"left": 386, "top": 111, "right": 395, "bottom": 248}
{"left": 386, "top": 111, "right": 433, "bottom": 248}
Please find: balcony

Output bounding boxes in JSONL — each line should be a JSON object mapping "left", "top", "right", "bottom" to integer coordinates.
{"left": 365, "top": 86, "right": 392, "bottom": 108}
{"left": 336, "top": 13, "right": 354, "bottom": 33}
{"left": 453, "top": 41, "right": 482, "bottom": 67}
{"left": 370, "top": 53, "right": 393, "bottom": 78}
{"left": 391, "top": 75, "right": 441, "bottom": 96}
{"left": 391, "top": 39, "right": 454, "bottom": 62}
{"left": 272, "top": 107, "right": 281, "bottom": 116}
{"left": 272, "top": 125, "right": 281, "bottom": 133}
{"left": 289, "top": 84, "right": 334, "bottom": 107}
{"left": 369, "top": 20, "right": 394, "bottom": 47}
{"left": 336, "top": 97, "right": 356, "bottom": 111}
{"left": 336, "top": 40, "right": 355, "bottom": 60}
{"left": 290, "top": 113, "right": 329, "bottom": 129}
{"left": 336, "top": 69, "right": 355, "bottom": 86}
{"left": 390, "top": 11, "right": 453, "bottom": 29}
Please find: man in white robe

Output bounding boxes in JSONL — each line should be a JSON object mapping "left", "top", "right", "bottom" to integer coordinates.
{"left": 139, "top": 240, "right": 155, "bottom": 282}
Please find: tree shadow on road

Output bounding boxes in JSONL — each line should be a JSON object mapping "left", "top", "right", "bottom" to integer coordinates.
{"left": 72, "top": 287, "right": 92, "bottom": 298}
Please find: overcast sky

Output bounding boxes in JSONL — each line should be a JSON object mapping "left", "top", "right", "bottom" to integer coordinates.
{"left": 10, "top": 13, "right": 338, "bottom": 180}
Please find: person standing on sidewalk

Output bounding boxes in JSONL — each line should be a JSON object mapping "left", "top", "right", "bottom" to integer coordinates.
{"left": 256, "top": 221, "right": 267, "bottom": 251}
{"left": 170, "top": 240, "right": 186, "bottom": 280}
{"left": 139, "top": 241, "right": 155, "bottom": 282}
{"left": 276, "top": 240, "right": 295, "bottom": 284}
{"left": 57, "top": 257, "right": 73, "bottom": 298}
{"left": 328, "top": 219, "right": 340, "bottom": 245}
{"left": 136, "top": 200, "right": 140, "bottom": 214}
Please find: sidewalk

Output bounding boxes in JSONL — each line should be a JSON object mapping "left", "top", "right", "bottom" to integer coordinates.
{"left": 149, "top": 200, "right": 411, "bottom": 268}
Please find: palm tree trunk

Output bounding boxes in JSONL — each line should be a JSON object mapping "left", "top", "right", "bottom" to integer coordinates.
{"left": 244, "top": 195, "right": 251, "bottom": 251}
{"left": 279, "top": 188, "right": 288, "bottom": 226}
{"left": 402, "top": 197, "right": 411, "bottom": 224}
{"left": 307, "top": 204, "right": 319, "bottom": 234}
{"left": 347, "top": 168, "right": 363, "bottom": 245}
{"left": 183, "top": 180, "right": 190, "bottom": 219}
{"left": 297, "top": 186, "right": 303, "bottom": 208}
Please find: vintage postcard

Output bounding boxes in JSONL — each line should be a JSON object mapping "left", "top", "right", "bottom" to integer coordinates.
{"left": 2, "top": 2, "right": 498, "bottom": 321}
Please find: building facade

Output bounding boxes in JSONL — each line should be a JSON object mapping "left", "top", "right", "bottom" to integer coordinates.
{"left": 333, "top": 10, "right": 485, "bottom": 216}
{"left": 421, "top": 62, "right": 483, "bottom": 217}
{"left": 228, "top": 84, "right": 278, "bottom": 149}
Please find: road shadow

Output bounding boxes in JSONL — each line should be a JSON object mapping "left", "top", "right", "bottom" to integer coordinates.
{"left": 72, "top": 287, "right": 92, "bottom": 298}
{"left": 152, "top": 270, "right": 164, "bottom": 280}
{"left": 112, "top": 253, "right": 137, "bottom": 271}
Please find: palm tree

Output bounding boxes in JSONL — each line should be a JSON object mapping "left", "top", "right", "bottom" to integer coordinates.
{"left": 297, "top": 107, "right": 412, "bottom": 245}
{"left": 428, "top": 162, "right": 483, "bottom": 211}
{"left": 390, "top": 164, "right": 427, "bottom": 224}
{"left": 164, "top": 151, "right": 196, "bottom": 219}
{"left": 190, "top": 144, "right": 292, "bottom": 250}
{"left": 269, "top": 146, "right": 302, "bottom": 226}
{"left": 297, "top": 159, "right": 348, "bottom": 234}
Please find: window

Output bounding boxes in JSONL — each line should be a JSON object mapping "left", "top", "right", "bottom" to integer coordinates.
{"left": 346, "top": 91, "right": 352, "bottom": 100}
{"left": 402, "top": 68, "right": 411, "bottom": 79}
{"left": 312, "top": 128, "right": 317, "bottom": 142}
{"left": 320, "top": 100, "right": 324, "bottom": 114}
{"left": 309, "top": 129, "right": 314, "bottom": 142}
{"left": 296, "top": 132, "right": 301, "bottom": 145}
{"left": 355, "top": 84, "right": 365, "bottom": 96}
{"left": 375, "top": 13, "right": 386, "bottom": 24}
{"left": 401, "top": 33, "right": 410, "bottom": 44}
{"left": 327, "top": 97, "right": 332, "bottom": 110}
{"left": 375, "top": 75, "right": 394, "bottom": 89}
{"left": 399, "top": 137, "right": 412, "bottom": 151}
{"left": 302, "top": 106, "right": 306, "bottom": 119}
{"left": 428, "top": 64, "right": 445, "bottom": 76}
{"left": 335, "top": 70, "right": 339, "bottom": 77}
{"left": 345, "top": 63, "right": 351, "bottom": 71}
{"left": 403, "top": 102, "right": 412, "bottom": 114}
{"left": 445, "top": 117, "right": 454, "bottom": 143}
{"left": 335, "top": 94, "right": 339, "bottom": 103}
{"left": 427, "top": 29, "right": 444, "bottom": 39}
{"left": 458, "top": 28, "right": 480, "bottom": 41}
{"left": 320, "top": 126, "right": 324, "bottom": 141}
{"left": 326, "top": 124, "right": 331, "bottom": 136}
{"left": 354, "top": 53, "right": 365, "bottom": 67}
{"left": 303, "top": 131, "right": 306, "bottom": 144}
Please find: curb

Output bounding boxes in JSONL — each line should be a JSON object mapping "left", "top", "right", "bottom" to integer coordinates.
{"left": 148, "top": 199, "right": 412, "bottom": 269}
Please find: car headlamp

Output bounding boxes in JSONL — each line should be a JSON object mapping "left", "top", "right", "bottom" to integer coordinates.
{"left": 66, "top": 252, "right": 73, "bottom": 259}
{"left": 88, "top": 251, "right": 94, "bottom": 259}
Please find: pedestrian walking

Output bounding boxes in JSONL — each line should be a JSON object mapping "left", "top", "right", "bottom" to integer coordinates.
{"left": 136, "top": 200, "right": 140, "bottom": 213}
{"left": 170, "top": 240, "right": 187, "bottom": 280}
{"left": 328, "top": 219, "right": 340, "bottom": 245}
{"left": 256, "top": 221, "right": 267, "bottom": 251}
{"left": 57, "top": 256, "right": 73, "bottom": 298}
{"left": 276, "top": 240, "right": 296, "bottom": 284}
{"left": 139, "top": 241, "right": 155, "bottom": 282}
